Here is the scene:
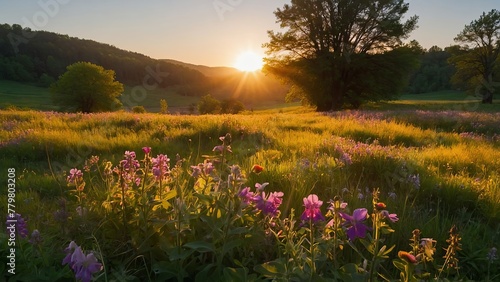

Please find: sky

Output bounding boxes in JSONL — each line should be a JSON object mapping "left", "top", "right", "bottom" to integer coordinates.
{"left": 0, "top": 0, "right": 498, "bottom": 67}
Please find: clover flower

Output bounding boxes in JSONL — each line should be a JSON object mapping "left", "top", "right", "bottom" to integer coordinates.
{"left": 300, "top": 194, "right": 325, "bottom": 223}
{"left": 339, "top": 208, "right": 370, "bottom": 241}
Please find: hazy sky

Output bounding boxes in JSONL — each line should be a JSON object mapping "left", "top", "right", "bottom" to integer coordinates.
{"left": 1, "top": 0, "right": 498, "bottom": 67}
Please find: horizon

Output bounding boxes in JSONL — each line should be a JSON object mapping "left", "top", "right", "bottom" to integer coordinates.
{"left": 1, "top": 1, "right": 498, "bottom": 67}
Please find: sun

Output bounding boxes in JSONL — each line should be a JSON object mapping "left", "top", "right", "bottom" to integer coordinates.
{"left": 234, "top": 51, "right": 263, "bottom": 72}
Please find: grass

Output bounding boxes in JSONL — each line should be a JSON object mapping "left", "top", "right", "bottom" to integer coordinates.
{"left": 0, "top": 89, "right": 499, "bottom": 280}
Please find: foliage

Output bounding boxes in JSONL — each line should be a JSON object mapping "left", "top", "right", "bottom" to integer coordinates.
{"left": 221, "top": 99, "right": 245, "bottom": 114}
{"left": 50, "top": 62, "right": 124, "bottom": 113}
{"left": 132, "top": 106, "right": 147, "bottom": 113}
{"left": 264, "top": 0, "right": 419, "bottom": 110}
{"left": 0, "top": 23, "right": 207, "bottom": 88}
{"left": 450, "top": 9, "right": 500, "bottom": 103}
{"left": 407, "top": 45, "right": 456, "bottom": 94}
{"left": 197, "top": 94, "right": 222, "bottom": 114}
{"left": 159, "top": 99, "right": 168, "bottom": 114}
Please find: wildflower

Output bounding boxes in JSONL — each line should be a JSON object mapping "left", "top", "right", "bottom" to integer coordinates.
{"left": 67, "top": 168, "right": 83, "bottom": 185}
{"left": 76, "top": 206, "right": 88, "bottom": 217}
{"left": 62, "top": 241, "right": 79, "bottom": 268}
{"left": 487, "top": 247, "right": 497, "bottom": 262}
{"left": 6, "top": 214, "right": 29, "bottom": 238}
{"left": 408, "top": 174, "right": 420, "bottom": 189}
{"left": 120, "top": 151, "right": 140, "bottom": 172}
{"left": 388, "top": 192, "right": 397, "bottom": 200}
{"left": 255, "top": 182, "right": 269, "bottom": 192}
{"left": 380, "top": 210, "right": 399, "bottom": 223}
{"left": 375, "top": 202, "right": 387, "bottom": 210}
{"left": 420, "top": 238, "right": 437, "bottom": 261}
{"left": 357, "top": 192, "right": 364, "bottom": 200}
{"left": 255, "top": 191, "right": 284, "bottom": 217}
{"left": 190, "top": 165, "right": 202, "bottom": 178}
{"left": 152, "top": 154, "right": 170, "bottom": 181}
{"left": 339, "top": 208, "right": 370, "bottom": 241}
{"left": 252, "top": 164, "right": 264, "bottom": 173}
{"left": 72, "top": 249, "right": 103, "bottom": 282}
{"left": 238, "top": 187, "right": 255, "bottom": 206}
{"left": 398, "top": 251, "right": 418, "bottom": 264}
{"left": 340, "top": 152, "right": 352, "bottom": 166}
{"left": 300, "top": 194, "right": 325, "bottom": 223}
{"left": 62, "top": 241, "right": 102, "bottom": 282}
{"left": 142, "top": 146, "right": 151, "bottom": 154}
{"left": 29, "top": 229, "right": 42, "bottom": 246}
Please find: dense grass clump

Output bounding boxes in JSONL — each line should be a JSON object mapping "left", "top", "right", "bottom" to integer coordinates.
{"left": 0, "top": 108, "right": 499, "bottom": 281}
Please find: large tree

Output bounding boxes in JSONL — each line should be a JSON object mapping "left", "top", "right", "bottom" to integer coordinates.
{"left": 451, "top": 9, "right": 500, "bottom": 103}
{"left": 51, "top": 62, "right": 124, "bottom": 113}
{"left": 264, "top": 0, "right": 419, "bottom": 110}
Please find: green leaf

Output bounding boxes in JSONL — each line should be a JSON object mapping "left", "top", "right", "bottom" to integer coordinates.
{"left": 184, "top": 241, "right": 216, "bottom": 253}
{"left": 254, "top": 260, "right": 286, "bottom": 277}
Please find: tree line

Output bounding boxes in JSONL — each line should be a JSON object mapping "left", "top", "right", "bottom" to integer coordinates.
{"left": 0, "top": 23, "right": 208, "bottom": 92}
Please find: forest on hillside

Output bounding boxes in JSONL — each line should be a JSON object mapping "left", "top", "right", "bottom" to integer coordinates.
{"left": 0, "top": 24, "right": 289, "bottom": 104}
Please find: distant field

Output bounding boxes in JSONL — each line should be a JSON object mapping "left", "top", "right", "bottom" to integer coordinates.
{"left": 1, "top": 80, "right": 498, "bottom": 112}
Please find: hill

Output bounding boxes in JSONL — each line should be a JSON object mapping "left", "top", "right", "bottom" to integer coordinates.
{"left": 0, "top": 23, "right": 288, "bottom": 110}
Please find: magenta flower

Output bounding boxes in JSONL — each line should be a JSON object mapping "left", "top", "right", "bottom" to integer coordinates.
{"left": 67, "top": 168, "right": 83, "bottom": 185}
{"left": 142, "top": 147, "right": 151, "bottom": 154}
{"left": 255, "top": 191, "right": 284, "bottom": 217}
{"left": 339, "top": 208, "right": 370, "bottom": 240}
{"left": 381, "top": 210, "right": 399, "bottom": 223}
{"left": 120, "top": 151, "right": 140, "bottom": 172}
{"left": 301, "top": 194, "right": 325, "bottom": 223}
{"left": 152, "top": 154, "right": 170, "bottom": 181}
{"left": 238, "top": 187, "right": 255, "bottom": 206}
{"left": 255, "top": 182, "right": 269, "bottom": 192}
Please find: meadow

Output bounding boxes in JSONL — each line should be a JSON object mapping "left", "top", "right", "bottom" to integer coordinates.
{"left": 0, "top": 98, "right": 499, "bottom": 281}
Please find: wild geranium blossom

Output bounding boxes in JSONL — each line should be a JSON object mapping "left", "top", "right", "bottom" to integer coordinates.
{"left": 339, "top": 208, "right": 370, "bottom": 241}
{"left": 301, "top": 194, "right": 325, "bottom": 223}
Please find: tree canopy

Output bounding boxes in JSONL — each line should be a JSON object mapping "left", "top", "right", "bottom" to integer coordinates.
{"left": 51, "top": 62, "right": 124, "bottom": 113}
{"left": 264, "top": 0, "right": 419, "bottom": 110}
{"left": 450, "top": 9, "right": 500, "bottom": 103}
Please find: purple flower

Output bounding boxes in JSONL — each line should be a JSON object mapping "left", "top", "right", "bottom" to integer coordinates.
{"left": 67, "top": 168, "right": 83, "bottom": 185}
{"left": 339, "top": 208, "right": 370, "bottom": 241}
{"left": 6, "top": 214, "right": 29, "bottom": 238}
{"left": 72, "top": 249, "right": 103, "bottom": 282}
{"left": 255, "top": 182, "right": 269, "bottom": 192}
{"left": 238, "top": 187, "right": 255, "bottom": 206}
{"left": 29, "top": 229, "right": 42, "bottom": 246}
{"left": 300, "top": 194, "right": 325, "bottom": 223}
{"left": 152, "top": 154, "right": 170, "bottom": 181}
{"left": 255, "top": 191, "right": 284, "bottom": 217}
{"left": 120, "top": 151, "right": 140, "bottom": 172}
{"left": 62, "top": 241, "right": 102, "bottom": 282}
{"left": 142, "top": 147, "right": 151, "bottom": 154}
{"left": 380, "top": 210, "right": 399, "bottom": 223}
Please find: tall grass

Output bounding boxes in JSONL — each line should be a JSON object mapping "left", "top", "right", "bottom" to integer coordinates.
{"left": 1, "top": 108, "right": 499, "bottom": 280}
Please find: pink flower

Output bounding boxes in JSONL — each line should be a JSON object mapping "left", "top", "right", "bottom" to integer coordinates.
{"left": 255, "top": 191, "right": 284, "bottom": 217}
{"left": 142, "top": 147, "right": 151, "bottom": 154}
{"left": 300, "top": 194, "right": 325, "bottom": 223}
{"left": 152, "top": 154, "right": 170, "bottom": 181}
